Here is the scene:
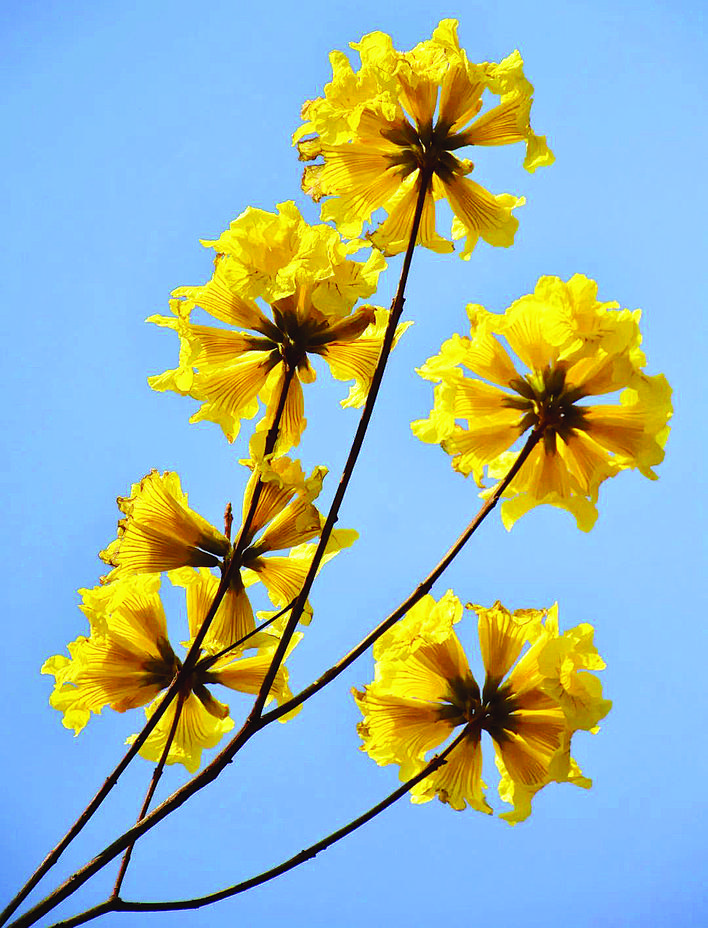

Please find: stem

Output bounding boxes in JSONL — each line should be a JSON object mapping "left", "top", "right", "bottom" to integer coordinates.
{"left": 47, "top": 727, "right": 471, "bottom": 927}
{"left": 196, "top": 599, "right": 295, "bottom": 671}
{"left": 110, "top": 690, "right": 186, "bottom": 899}
{"left": 1, "top": 364, "right": 295, "bottom": 928}
{"left": 248, "top": 169, "right": 433, "bottom": 722}
{"left": 262, "top": 426, "right": 544, "bottom": 725}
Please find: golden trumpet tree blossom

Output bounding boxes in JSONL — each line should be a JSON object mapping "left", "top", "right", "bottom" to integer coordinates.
{"left": 149, "top": 201, "right": 409, "bottom": 448}
{"left": 294, "top": 19, "right": 553, "bottom": 258}
{"left": 354, "top": 591, "right": 610, "bottom": 823}
{"left": 412, "top": 274, "right": 672, "bottom": 530}
{"left": 99, "top": 462, "right": 356, "bottom": 650}
{"left": 42, "top": 574, "right": 297, "bottom": 773}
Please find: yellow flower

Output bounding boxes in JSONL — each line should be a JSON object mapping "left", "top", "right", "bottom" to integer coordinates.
{"left": 99, "top": 470, "right": 231, "bottom": 578}
{"left": 41, "top": 574, "right": 296, "bottom": 773}
{"left": 149, "top": 201, "right": 408, "bottom": 448}
{"left": 353, "top": 591, "right": 610, "bottom": 823}
{"left": 294, "top": 19, "right": 553, "bottom": 258}
{"left": 412, "top": 275, "right": 672, "bottom": 530}
{"left": 100, "top": 463, "right": 357, "bottom": 649}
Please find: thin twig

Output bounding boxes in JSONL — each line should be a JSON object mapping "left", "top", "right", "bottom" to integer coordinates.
{"left": 47, "top": 727, "right": 471, "bottom": 927}
{"left": 262, "top": 426, "right": 544, "bottom": 724}
{"left": 196, "top": 599, "right": 296, "bottom": 671}
{"left": 45, "top": 902, "right": 114, "bottom": 928}
{"left": 111, "top": 690, "right": 186, "bottom": 898}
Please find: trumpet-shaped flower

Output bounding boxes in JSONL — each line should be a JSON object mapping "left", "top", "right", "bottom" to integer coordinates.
{"left": 294, "top": 19, "right": 553, "bottom": 258}
{"left": 353, "top": 591, "right": 610, "bottom": 823}
{"left": 412, "top": 275, "right": 672, "bottom": 530}
{"left": 149, "top": 201, "right": 409, "bottom": 448}
{"left": 42, "top": 574, "right": 296, "bottom": 772}
{"left": 100, "top": 463, "right": 356, "bottom": 650}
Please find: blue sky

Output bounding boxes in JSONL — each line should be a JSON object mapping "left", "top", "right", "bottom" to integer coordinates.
{"left": 1, "top": 1, "right": 706, "bottom": 927}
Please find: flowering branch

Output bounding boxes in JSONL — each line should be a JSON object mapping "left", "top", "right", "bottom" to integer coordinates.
{"left": 3, "top": 17, "right": 668, "bottom": 928}
{"left": 4, "top": 174, "right": 433, "bottom": 924}
{"left": 6, "top": 425, "right": 541, "bottom": 928}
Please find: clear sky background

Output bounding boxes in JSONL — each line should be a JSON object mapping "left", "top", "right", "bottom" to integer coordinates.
{"left": 1, "top": 1, "right": 706, "bottom": 927}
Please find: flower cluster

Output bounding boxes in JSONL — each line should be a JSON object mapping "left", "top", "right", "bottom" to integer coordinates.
{"left": 413, "top": 274, "right": 672, "bottom": 530}
{"left": 295, "top": 19, "right": 553, "bottom": 257}
{"left": 43, "top": 457, "right": 355, "bottom": 769}
{"left": 354, "top": 591, "right": 610, "bottom": 823}
{"left": 149, "top": 201, "right": 409, "bottom": 449}
{"left": 99, "top": 460, "right": 356, "bottom": 648}
{"left": 42, "top": 574, "right": 296, "bottom": 772}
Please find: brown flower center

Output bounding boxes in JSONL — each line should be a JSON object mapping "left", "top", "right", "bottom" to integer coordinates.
{"left": 437, "top": 673, "right": 521, "bottom": 738}
{"left": 502, "top": 363, "right": 590, "bottom": 453}
{"left": 381, "top": 114, "right": 465, "bottom": 184}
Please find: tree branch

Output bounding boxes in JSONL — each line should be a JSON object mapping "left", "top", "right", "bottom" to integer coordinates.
{"left": 47, "top": 727, "right": 471, "bottom": 927}
{"left": 262, "top": 425, "right": 544, "bottom": 724}
{"left": 7, "top": 427, "right": 542, "bottom": 928}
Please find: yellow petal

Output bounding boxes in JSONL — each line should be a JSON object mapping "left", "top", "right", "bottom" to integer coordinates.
{"left": 208, "top": 640, "right": 296, "bottom": 708}
{"left": 100, "top": 472, "right": 229, "bottom": 579}
{"left": 493, "top": 724, "right": 563, "bottom": 789}
{"left": 353, "top": 686, "right": 454, "bottom": 771}
{"left": 320, "top": 308, "right": 410, "bottom": 407}
{"left": 256, "top": 365, "right": 307, "bottom": 452}
{"left": 368, "top": 176, "right": 451, "bottom": 256}
{"left": 438, "top": 62, "right": 485, "bottom": 132}
{"left": 558, "top": 431, "right": 615, "bottom": 495}
{"left": 374, "top": 634, "right": 472, "bottom": 704}
{"left": 189, "top": 325, "right": 275, "bottom": 369}
{"left": 475, "top": 601, "right": 534, "bottom": 684}
{"left": 501, "top": 294, "right": 559, "bottom": 371}
{"left": 190, "top": 351, "right": 279, "bottom": 443}
{"left": 171, "top": 567, "right": 255, "bottom": 653}
{"left": 453, "top": 377, "right": 516, "bottom": 419}
{"left": 458, "top": 93, "right": 532, "bottom": 147}
{"left": 444, "top": 174, "right": 521, "bottom": 255}
{"left": 175, "top": 266, "right": 275, "bottom": 335}
{"left": 245, "top": 554, "right": 310, "bottom": 611}
{"left": 251, "top": 495, "right": 322, "bottom": 554}
{"left": 443, "top": 416, "right": 521, "bottom": 478}
{"left": 411, "top": 731, "right": 491, "bottom": 813}
{"left": 460, "top": 321, "right": 519, "bottom": 386}
{"left": 565, "top": 351, "right": 636, "bottom": 397}
{"left": 583, "top": 405, "right": 648, "bottom": 458}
